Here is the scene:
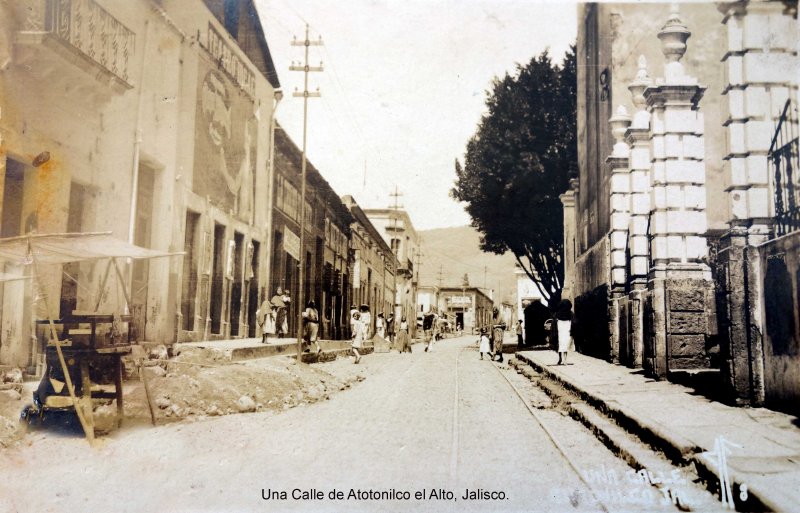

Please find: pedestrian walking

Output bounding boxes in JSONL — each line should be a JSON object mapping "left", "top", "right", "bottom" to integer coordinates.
{"left": 302, "top": 300, "right": 321, "bottom": 355}
{"left": 396, "top": 316, "right": 411, "bottom": 353}
{"left": 478, "top": 328, "right": 491, "bottom": 360}
{"left": 492, "top": 322, "right": 505, "bottom": 363}
{"left": 554, "top": 299, "right": 575, "bottom": 365}
{"left": 359, "top": 304, "right": 371, "bottom": 340}
{"left": 515, "top": 320, "right": 524, "bottom": 348}
{"left": 376, "top": 313, "right": 386, "bottom": 339}
{"left": 422, "top": 310, "right": 436, "bottom": 352}
{"left": 351, "top": 312, "right": 363, "bottom": 364}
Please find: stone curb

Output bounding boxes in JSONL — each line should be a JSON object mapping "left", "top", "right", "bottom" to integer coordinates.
{"left": 513, "top": 351, "right": 778, "bottom": 512}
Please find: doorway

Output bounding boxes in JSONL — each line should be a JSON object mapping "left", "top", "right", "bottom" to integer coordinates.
{"left": 132, "top": 164, "right": 156, "bottom": 341}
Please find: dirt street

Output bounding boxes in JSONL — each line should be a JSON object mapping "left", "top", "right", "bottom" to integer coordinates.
{"left": 0, "top": 336, "right": 703, "bottom": 512}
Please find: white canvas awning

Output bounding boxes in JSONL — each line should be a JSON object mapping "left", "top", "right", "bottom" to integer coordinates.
{"left": 0, "top": 272, "right": 29, "bottom": 282}
{"left": 0, "top": 232, "right": 183, "bottom": 265}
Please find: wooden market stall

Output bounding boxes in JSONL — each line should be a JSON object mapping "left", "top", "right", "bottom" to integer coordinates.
{"left": 0, "top": 232, "right": 183, "bottom": 442}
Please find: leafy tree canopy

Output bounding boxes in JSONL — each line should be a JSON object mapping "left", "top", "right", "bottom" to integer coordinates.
{"left": 451, "top": 47, "right": 576, "bottom": 307}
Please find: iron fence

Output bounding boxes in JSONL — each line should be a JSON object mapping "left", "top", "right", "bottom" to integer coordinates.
{"left": 770, "top": 99, "right": 800, "bottom": 237}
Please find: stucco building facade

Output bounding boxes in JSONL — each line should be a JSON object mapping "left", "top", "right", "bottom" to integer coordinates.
{"left": 269, "top": 126, "right": 352, "bottom": 340}
{"left": 0, "top": 0, "right": 282, "bottom": 369}
{"left": 341, "top": 195, "right": 397, "bottom": 338}
{"left": 362, "top": 207, "right": 420, "bottom": 329}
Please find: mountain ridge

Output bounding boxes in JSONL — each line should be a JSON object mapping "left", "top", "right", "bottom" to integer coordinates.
{"left": 417, "top": 225, "right": 518, "bottom": 304}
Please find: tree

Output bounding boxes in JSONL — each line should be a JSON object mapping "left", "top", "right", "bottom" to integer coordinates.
{"left": 451, "top": 47, "right": 576, "bottom": 308}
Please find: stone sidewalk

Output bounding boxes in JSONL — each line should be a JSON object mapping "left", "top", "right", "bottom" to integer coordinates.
{"left": 515, "top": 349, "right": 800, "bottom": 513}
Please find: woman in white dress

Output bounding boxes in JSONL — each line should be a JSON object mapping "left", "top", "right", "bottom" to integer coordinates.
{"left": 351, "top": 312, "right": 363, "bottom": 364}
{"left": 554, "top": 299, "right": 574, "bottom": 365}
{"left": 376, "top": 313, "right": 386, "bottom": 339}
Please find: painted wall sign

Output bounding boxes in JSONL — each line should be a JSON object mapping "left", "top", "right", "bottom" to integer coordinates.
{"left": 193, "top": 55, "right": 257, "bottom": 221}
{"left": 283, "top": 225, "right": 300, "bottom": 261}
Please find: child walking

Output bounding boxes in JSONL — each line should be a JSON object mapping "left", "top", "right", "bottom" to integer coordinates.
{"left": 478, "top": 328, "right": 491, "bottom": 360}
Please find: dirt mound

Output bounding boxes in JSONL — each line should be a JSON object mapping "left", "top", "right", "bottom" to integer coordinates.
{"left": 124, "top": 348, "right": 359, "bottom": 422}
{"left": 0, "top": 389, "right": 25, "bottom": 447}
{"left": 0, "top": 349, "right": 364, "bottom": 445}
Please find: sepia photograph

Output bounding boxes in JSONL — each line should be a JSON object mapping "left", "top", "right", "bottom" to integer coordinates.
{"left": 0, "top": 0, "right": 798, "bottom": 511}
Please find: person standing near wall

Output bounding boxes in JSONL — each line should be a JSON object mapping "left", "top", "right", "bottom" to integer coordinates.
{"left": 349, "top": 304, "right": 358, "bottom": 339}
{"left": 554, "top": 299, "right": 574, "bottom": 365}
{"left": 515, "top": 320, "right": 524, "bottom": 348}
{"left": 257, "top": 293, "right": 276, "bottom": 344}
{"left": 271, "top": 287, "right": 287, "bottom": 338}
{"left": 386, "top": 314, "right": 395, "bottom": 344}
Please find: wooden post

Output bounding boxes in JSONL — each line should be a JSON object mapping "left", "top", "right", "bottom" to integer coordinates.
{"left": 29, "top": 238, "right": 95, "bottom": 443}
{"left": 114, "top": 355, "right": 124, "bottom": 427}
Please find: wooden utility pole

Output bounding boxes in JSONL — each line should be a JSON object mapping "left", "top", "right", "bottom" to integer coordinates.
{"left": 290, "top": 25, "right": 323, "bottom": 361}
{"left": 389, "top": 186, "right": 404, "bottom": 319}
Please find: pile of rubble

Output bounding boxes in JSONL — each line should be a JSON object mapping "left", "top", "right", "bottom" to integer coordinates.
{"left": 123, "top": 346, "right": 363, "bottom": 422}
{"left": 0, "top": 368, "right": 24, "bottom": 447}
{"left": 0, "top": 346, "right": 364, "bottom": 446}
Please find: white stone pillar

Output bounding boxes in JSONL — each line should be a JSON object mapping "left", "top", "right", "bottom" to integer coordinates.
{"left": 643, "top": 6, "right": 713, "bottom": 377}
{"left": 717, "top": 0, "right": 798, "bottom": 405}
{"left": 607, "top": 106, "right": 631, "bottom": 364}
{"left": 608, "top": 106, "right": 632, "bottom": 289}
{"left": 625, "top": 56, "right": 653, "bottom": 368}
{"left": 721, "top": 0, "right": 797, "bottom": 233}
{"left": 626, "top": 56, "right": 653, "bottom": 285}
{"left": 560, "top": 178, "right": 578, "bottom": 304}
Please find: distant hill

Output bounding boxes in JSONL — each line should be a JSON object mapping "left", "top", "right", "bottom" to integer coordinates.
{"left": 417, "top": 225, "right": 518, "bottom": 304}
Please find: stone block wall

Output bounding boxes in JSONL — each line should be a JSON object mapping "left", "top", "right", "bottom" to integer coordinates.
{"left": 760, "top": 232, "right": 800, "bottom": 415}
{"left": 666, "top": 280, "right": 711, "bottom": 369}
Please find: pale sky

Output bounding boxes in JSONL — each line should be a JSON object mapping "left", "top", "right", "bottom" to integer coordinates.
{"left": 256, "top": 0, "right": 577, "bottom": 230}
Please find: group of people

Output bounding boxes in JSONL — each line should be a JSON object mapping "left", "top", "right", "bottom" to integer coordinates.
{"left": 477, "top": 322, "right": 507, "bottom": 363}
{"left": 258, "top": 288, "right": 577, "bottom": 367}
{"left": 256, "top": 288, "right": 322, "bottom": 354}
{"left": 256, "top": 288, "right": 292, "bottom": 343}
{"left": 477, "top": 299, "right": 576, "bottom": 365}
{"left": 349, "top": 305, "right": 412, "bottom": 363}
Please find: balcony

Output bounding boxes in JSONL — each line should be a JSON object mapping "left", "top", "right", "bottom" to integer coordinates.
{"left": 14, "top": 0, "right": 135, "bottom": 94}
{"left": 397, "top": 258, "right": 414, "bottom": 276}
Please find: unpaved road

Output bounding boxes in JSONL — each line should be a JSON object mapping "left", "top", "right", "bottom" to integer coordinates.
{"left": 0, "top": 336, "right": 695, "bottom": 513}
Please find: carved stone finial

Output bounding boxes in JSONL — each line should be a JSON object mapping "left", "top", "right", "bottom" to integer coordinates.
{"left": 658, "top": 4, "right": 691, "bottom": 64}
{"left": 609, "top": 105, "right": 632, "bottom": 158}
{"left": 636, "top": 55, "right": 648, "bottom": 79}
{"left": 628, "top": 55, "right": 652, "bottom": 110}
{"left": 657, "top": 4, "right": 693, "bottom": 84}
